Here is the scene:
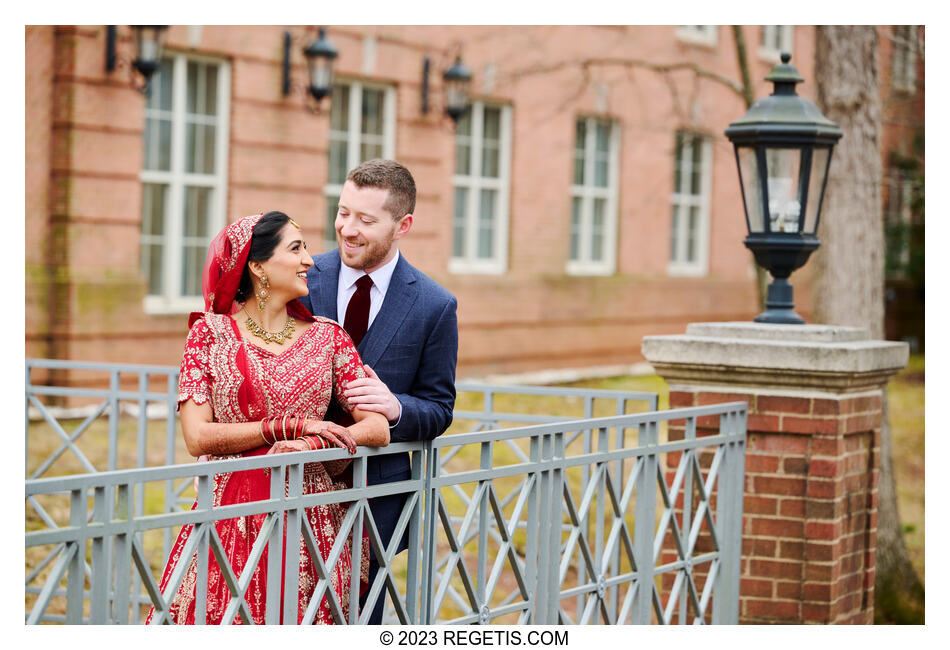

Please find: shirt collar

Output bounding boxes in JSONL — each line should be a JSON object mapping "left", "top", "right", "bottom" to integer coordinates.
{"left": 340, "top": 249, "right": 400, "bottom": 295}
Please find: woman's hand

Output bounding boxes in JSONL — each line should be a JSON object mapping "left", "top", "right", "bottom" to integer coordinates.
{"left": 265, "top": 439, "right": 311, "bottom": 455}
{"left": 301, "top": 419, "right": 357, "bottom": 454}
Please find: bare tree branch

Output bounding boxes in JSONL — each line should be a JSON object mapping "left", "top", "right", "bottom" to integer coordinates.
{"left": 505, "top": 56, "right": 746, "bottom": 99}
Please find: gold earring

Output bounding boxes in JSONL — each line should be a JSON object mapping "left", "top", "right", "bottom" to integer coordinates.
{"left": 256, "top": 275, "right": 270, "bottom": 311}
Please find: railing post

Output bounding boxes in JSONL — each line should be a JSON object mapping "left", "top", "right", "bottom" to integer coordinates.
{"left": 193, "top": 473, "right": 211, "bottom": 624}
{"left": 89, "top": 485, "right": 109, "bottom": 623}
{"left": 66, "top": 488, "right": 85, "bottom": 624}
{"left": 633, "top": 421, "right": 658, "bottom": 624}
{"left": 712, "top": 409, "right": 745, "bottom": 624}
{"left": 113, "top": 482, "right": 133, "bottom": 623}
{"left": 350, "top": 455, "right": 366, "bottom": 625}
{"left": 420, "top": 442, "right": 439, "bottom": 624}
{"left": 524, "top": 434, "right": 540, "bottom": 624}
{"left": 284, "top": 459, "right": 303, "bottom": 625}
{"left": 265, "top": 464, "right": 284, "bottom": 624}
{"left": 404, "top": 444, "right": 426, "bottom": 624}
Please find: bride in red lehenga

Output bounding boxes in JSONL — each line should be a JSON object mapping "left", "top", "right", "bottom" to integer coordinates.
{"left": 145, "top": 212, "right": 389, "bottom": 625}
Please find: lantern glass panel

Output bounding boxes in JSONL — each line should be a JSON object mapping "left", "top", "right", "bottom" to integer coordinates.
{"left": 136, "top": 27, "right": 162, "bottom": 64}
{"left": 446, "top": 79, "right": 469, "bottom": 115}
{"left": 765, "top": 147, "right": 804, "bottom": 233}
{"left": 737, "top": 146, "right": 764, "bottom": 233}
{"left": 803, "top": 146, "right": 830, "bottom": 234}
{"left": 308, "top": 58, "right": 333, "bottom": 96}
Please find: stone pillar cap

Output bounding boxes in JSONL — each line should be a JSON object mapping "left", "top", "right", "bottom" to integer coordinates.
{"left": 643, "top": 321, "right": 909, "bottom": 393}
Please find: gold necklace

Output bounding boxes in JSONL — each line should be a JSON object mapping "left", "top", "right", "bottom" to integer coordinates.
{"left": 244, "top": 308, "right": 295, "bottom": 345}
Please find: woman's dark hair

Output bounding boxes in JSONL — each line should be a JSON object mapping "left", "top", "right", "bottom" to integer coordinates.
{"left": 235, "top": 211, "right": 292, "bottom": 303}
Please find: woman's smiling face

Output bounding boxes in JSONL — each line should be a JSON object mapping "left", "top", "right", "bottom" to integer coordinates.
{"left": 255, "top": 222, "right": 313, "bottom": 300}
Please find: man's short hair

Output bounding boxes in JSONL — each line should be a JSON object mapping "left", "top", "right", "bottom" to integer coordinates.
{"left": 346, "top": 159, "right": 417, "bottom": 220}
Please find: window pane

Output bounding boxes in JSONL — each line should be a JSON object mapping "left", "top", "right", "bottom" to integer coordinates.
{"left": 591, "top": 198, "right": 605, "bottom": 261}
{"left": 687, "top": 206, "right": 699, "bottom": 262}
{"left": 144, "top": 117, "right": 172, "bottom": 171}
{"left": 147, "top": 59, "right": 173, "bottom": 111}
{"left": 690, "top": 139, "right": 703, "bottom": 195}
{"left": 670, "top": 204, "right": 680, "bottom": 262}
{"left": 186, "top": 61, "right": 200, "bottom": 114}
{"left": 455, "top": 140, "right": 471, "bottom": 176}
{"left": 183, "top": 187, "right": 212, "bottom": 237}
{"left": 186, "top": 123, "right": 216, "bottom": 174}
{"left": 361, "top": 88, "right": 383, "bottom": 136}
{"left": 574, "top": 120, "right": 586, "bottom": 185}
{"left": 482, "top": 107, "right": 501, "bottom": 178}
{"left": 478, "top": 189, "right": 496, "bottom": 259}
{"left": 329, "top": 139, "right": 349, "bottom": 185}
{"left": 141, "top": 183, "right": 167, "bottom": 296}
{"left": 360, "top": 142, "right": 383, "bottom": 162}
{"left": 453, "top": 187, "right": 468, "bottom": 258}
{"left": 181, "top": 245, "right": 205, "bottom": 297}
{"left": 325, "top": 194, "right": 339, "bottom": 247}
{"left": 570, "top": 197, "right": 581, "bottom": 261}
{"left": 674, "top": 132, "right": 684, "bottom": 193}
{"left": 330, "top": 84, "right": 350, "bottom": 131}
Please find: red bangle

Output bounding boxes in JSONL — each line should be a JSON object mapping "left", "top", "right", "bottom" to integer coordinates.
{"left": 261, "top": 418, "right": 273, "bottom": 445}
{"left": 293, "top": 416, "right": 304, "bottom": 439}
{"left": 264, "top": 417, "right": 276, "bottom": 444}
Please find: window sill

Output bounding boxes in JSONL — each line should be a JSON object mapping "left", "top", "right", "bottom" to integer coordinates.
{"left": 566, "top": 261, "right": 615, "bottom": 277}
{"left": 449, "top": 259, "right": 507, "bottom": 275}
{"left": 144, "top": 296, "right": 204, "bottom": 315}
{"left": 666, "top": 263, "right": 708, "bottom": 278}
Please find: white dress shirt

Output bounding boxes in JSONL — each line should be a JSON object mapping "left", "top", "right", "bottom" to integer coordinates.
{"left": 336, "top": 250, "right": 402, "bottom": 425}
{"left": 336, "top": 250, "right": 400, "bottom": 329}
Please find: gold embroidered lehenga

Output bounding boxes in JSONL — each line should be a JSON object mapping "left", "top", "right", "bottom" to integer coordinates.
{"left": 145, "top": 213, "right": 368, "bottom": 625}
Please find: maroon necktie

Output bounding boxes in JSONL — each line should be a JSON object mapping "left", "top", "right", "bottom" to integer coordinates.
{"left": 343, "top": 275, "right": 373, "bottom": 346}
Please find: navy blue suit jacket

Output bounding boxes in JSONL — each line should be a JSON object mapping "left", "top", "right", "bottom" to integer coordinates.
{"left": 299, "top": 250, "right": 458, "bottom": 549}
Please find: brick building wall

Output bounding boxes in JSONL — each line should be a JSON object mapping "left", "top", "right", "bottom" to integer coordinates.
{"left": 28, "top": 25, "right": 918, "bottom": 380}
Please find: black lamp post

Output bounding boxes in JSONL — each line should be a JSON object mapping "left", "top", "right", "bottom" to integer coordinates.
{"left": 442, "top": 56, "right": 472, "bottom": 123}
{"left": 725, "top": 53, "right": 842, "bottom": 324}
{"left": 131, "top": 26, "right": 167, "bottom": 81}
{"left": 105, "top": 25, "right": 167, "bottom": 93}
{"left": 303, "top": 28, "right": 338, "bottom": 102}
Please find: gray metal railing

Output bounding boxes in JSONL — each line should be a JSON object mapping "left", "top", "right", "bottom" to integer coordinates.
{"left": 26, "top": 359, "right": 746, "bottom": 624}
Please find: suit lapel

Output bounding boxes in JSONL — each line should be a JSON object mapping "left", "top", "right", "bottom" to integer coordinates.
{"left": 358, "top": 256, "right": 418, "bottom": 367}
{"left": 309, "top": 252, "right": 342, "bottom": 321}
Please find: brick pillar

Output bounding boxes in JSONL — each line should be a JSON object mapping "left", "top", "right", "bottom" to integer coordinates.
{"left": 643, "top": 323, "right": 907, "bottom": 624}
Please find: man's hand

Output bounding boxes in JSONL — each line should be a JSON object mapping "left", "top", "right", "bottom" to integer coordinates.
{"left": 343, "top": 365, "right": 401, "bottom": 423}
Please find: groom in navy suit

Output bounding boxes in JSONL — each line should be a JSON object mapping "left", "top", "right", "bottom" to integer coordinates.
{"left": 299, "top": 159, "right": 458, "bottom": 623}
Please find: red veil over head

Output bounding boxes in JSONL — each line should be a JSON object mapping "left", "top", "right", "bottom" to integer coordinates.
{"left": 187, "top": 213, "right": 315, "bottom": 420}
{"left": 188, "top": 212, "right": 314, "bottom": 328}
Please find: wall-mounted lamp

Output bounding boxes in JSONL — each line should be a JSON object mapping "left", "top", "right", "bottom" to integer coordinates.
{"left": 283, "top": 27, "right": 338, "bottom": 104}
{"left": 105, "top": 25, "right": 168, "bottom": 94}
{"left": 421, "top": 53, "right": 472, "bottom": 124}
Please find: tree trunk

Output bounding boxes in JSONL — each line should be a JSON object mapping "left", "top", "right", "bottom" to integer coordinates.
{"left": 812, "top": 25, "right": 923, "bottom": 623}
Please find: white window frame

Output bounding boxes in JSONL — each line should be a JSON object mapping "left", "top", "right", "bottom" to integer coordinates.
{"left": 567, "top": 117, "right": 620, "bottom": 276}
{"left": 449, "top": 101, "right": 513, "bottom": 275}
{"left": 668, "top": 132, "right": 712, "bottom": 277}
{"left": 676, "top": 26, "right": 718, "bottom": 47}
{"left": 891, "top": 26, "right": 918, "bottom": 93}
{"left": 323, "top": 80, "right": 397, "bottom": 249}
{"left": 140, "top": 52, "right": 231, "bottom": 314}
{"left": 759, "top": 25, "right": 794, "bottom": 61}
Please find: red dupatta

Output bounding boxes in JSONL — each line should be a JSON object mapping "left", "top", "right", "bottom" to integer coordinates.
{"left": 190, "top": 213, "right": 315, "bottom": 419}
